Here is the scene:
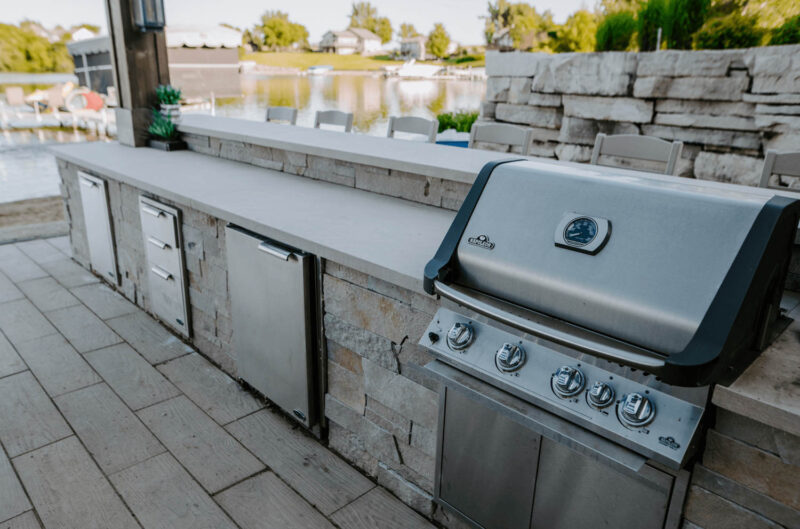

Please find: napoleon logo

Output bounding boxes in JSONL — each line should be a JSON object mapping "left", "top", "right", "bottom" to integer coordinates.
{"left": 468, "top": 234, "right": 495, "bottom": 250}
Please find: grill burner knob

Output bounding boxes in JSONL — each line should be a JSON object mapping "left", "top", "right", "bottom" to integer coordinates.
{"left": 495, "top": 343, "right": 526, "bottom": 372}
{"left": 618, "top": 393, "right": 655, "bottom": 428}
{"left": 551, "top": 366, "right": 585, "bottom": 398}
{"left": 586, "top": 381, "right": 615, "bottom": 409}
{"left": 446, "top": 322, "right": 474, "bottom": 351}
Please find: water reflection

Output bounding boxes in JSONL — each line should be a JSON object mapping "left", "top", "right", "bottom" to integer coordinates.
{"left": 214, "top": 74, "right": 485, "bottom": 135}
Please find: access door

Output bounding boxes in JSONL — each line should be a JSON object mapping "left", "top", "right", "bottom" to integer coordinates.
{"left": 77, "top": 171, "right": 117, "bottom": 284}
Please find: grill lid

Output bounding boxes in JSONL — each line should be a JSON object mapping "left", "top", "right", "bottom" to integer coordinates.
{"left": 425, "top": 159, "right": 800, "bottom": 385}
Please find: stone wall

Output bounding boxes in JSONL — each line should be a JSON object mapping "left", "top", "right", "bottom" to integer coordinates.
{"left": 182, "top": 133, "right": 472, "bottom": 211}
{"left": 482, "top": 46, "right": 800, "bottom": 186}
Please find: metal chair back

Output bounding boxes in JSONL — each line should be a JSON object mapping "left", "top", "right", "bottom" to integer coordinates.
{"left": 265, "top": 106, "right": 298, "bottom": 125}
{"left": 468, "top": 122, "right": 533, "bottom": 155}
{"left": 759, "top": 150, "right": 800, "bottom": 190}
{"left": 387, "top": 116, "right": 437, "bottom": 143}
{"left": 314, "top": 110, "right": 354, "bottom": 132}
{"left": 591, "top": 133, "right": 683, "bottom": 175}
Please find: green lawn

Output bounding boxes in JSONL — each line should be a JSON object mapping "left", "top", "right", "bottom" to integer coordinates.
{"left": 241, "top": 51, "right": 485, "bottom": 71}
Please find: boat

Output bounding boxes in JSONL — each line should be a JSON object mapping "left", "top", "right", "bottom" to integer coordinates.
{"left": 307, "top": 65, "right": 334, "bottom": 75}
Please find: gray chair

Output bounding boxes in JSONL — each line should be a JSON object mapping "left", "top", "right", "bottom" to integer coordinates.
{"left": 590, "top": 133, "right": 683, "bottom": 176}
{"left": 265, "top": 106, "right": 298, "bottom": 125}
{"left": 314, "top": 110, "right": 353, "bottom": 132}
{"left": 468, "top": 122, "right": 533, "bottom": 155}
{"left": 759, "top": 150, "right": 800, "bottom": 190}
{"left": 387, "top": 116, "right": 437, "bottom": 143}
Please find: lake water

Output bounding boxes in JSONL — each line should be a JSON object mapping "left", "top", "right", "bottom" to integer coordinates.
{"left": 204, "top": 73, "right": 486, "bottom": 135}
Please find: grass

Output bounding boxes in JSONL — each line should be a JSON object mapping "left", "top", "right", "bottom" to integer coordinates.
{"left": 241, "top": 51, "right": 486, "bottom": 71}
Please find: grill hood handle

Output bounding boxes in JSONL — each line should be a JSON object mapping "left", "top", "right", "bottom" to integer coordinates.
{"left": 434, "top": 280, "right": 666, "bottom": 371}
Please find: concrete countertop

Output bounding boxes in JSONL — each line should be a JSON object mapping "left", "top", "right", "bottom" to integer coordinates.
{"left": 51, "top": 141, "right": 455, "bottom": 294}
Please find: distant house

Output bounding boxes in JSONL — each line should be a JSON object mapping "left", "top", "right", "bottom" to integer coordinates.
{"left": 67, "top": 36, "right": 114, "bottom": 95}
{"left": 70, "top": 27, "right": 98, "bottom": 42}
{"left": 320, "top": 28, "right": 382, "bottom": 55}
{"left": 400, "top": 36, "right": 427, "bottom": 60}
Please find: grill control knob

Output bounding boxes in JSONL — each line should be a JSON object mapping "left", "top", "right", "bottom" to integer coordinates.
{"left": 551, "top": 366, "right": 585, "bottom": 398}
{"left": 446, "top": 322, "right": 474, "bottom": 351}
{"left": 495, "top": 343, "right": 526, "bottom": 372}
{"left": 618, "top": 393, "right": 655, "bottom": 428}
{"left": 586, "top": 381, "right": 615, "bottom": 409}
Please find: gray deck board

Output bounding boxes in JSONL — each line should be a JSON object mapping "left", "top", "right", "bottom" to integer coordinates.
{"left": 84, "top": 344, "right": 180, "bottom": 410}
{"left": 15, "top": 240, "right": 67, "bottom": 265}
{"left": 109, "top": 452, "right": 237, "bottom": 529}
{"left": 17, "top": 277, "right": 80, "bottom": 313}
{"left": 44, "top": 237, "right": 71, "bottom": 256}
{"left": 12, "top": 437, "right": 140, "bottom": 529}
{"left": 0, "top": 445, "right": 30, "bottom": 523}
{"left": 44, "top": 305, "right": 122, "bottom": 353}
{"left": 0, "top": 371, "right": 71, "bottom": 457}
{"left": 69, "top": 283, "right": 138, "bottom": 320}
{"left": 137, "top": 395, "right": 264, "bottom": 493}
{"left": 0, "top": 271, "right": 23, "bottom": 304}
{"left": 14, "top": 334, "right": 100, "bottom": 397}
{"left": 0, "top": 511, "right": 41, "bottom": 529}
{"left": 0, "top": 332, "right": 26, "bottom": 379}
{"left": 55, "top": 383, "right": 165, "bottom": 475}
{"left": 330, "top": 487, "right": 435, "bottom": 529}
{"left": 39, "top": 258, "right": 98, "bottom": 289}
{"left": 0, "top": 246, "right": 47, "bottom": 284}
{"left": 105, "top": 312, "right": 193, "bottom": 364}
{"left": 0, "top": 299, "right": 57, "bottom": 347}
{"left": 227, "top": 410, "right": 374, "bottom": 515}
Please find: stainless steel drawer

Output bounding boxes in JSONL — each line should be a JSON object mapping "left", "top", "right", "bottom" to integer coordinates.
{"left": 78, "top": 171, "right": 118, "bottom": 283}
{"left": 139, "top": 196, "right": 190, "bottom": 338}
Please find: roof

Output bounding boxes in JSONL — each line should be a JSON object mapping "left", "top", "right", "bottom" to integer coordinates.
{"left": 67, "top": 36, "right": 111, "bottom": 55}
{"left": 401, "top": 36, "right": 426, "bottom": 44}
{"left": 166, "top": 25, "right": 242, "bottom": 48}
{"left": 347, "top": 28, "right": 381, "bottom": 41}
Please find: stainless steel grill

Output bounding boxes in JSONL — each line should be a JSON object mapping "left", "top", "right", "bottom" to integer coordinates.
{"left": 419, "top": 159, "right": 799, "bottom": 529}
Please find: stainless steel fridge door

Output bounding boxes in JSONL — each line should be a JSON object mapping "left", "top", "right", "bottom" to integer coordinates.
{"left": 77, "top": 171, "right": 117, "bottom": 284}
{"left": 225, "top": 225, "right": 315, "bottom": 427}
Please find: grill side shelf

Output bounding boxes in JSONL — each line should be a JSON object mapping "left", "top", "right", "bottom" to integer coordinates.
{"left": 423, "top": 158, "right": 524, "bottom": 295}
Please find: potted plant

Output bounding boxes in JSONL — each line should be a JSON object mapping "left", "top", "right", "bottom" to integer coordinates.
{"left": 148, "top": 110, "right": 187, "bottom": 151}
{"left": 156, "top": 84, "right": 182, "bottom": 122}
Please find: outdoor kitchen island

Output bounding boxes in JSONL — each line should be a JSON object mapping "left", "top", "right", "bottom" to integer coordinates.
{"left": 51, "top": 118, "right": 800, "bottom": 529}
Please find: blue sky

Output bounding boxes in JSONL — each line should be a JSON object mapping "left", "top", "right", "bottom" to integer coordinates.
{"left": 4, "top": 0, "right": 589, "bottom": 45}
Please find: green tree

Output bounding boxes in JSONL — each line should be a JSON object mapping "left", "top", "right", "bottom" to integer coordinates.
{"left": 665, "top": 0, "right": 710, "bottom": 48}
{"left": 771, "top": 14, "right": 800, "bottom": 44}
{"left": 638, "top": 0, "right": 668, "bottom": 50}
{"left": 692, "top": 11, "right": 764, "bottom": 49}
{"left": 255, "top": 11, "right": 308, "bottom": 50}
{"left": 596, "top": 11, "right": 637, "bottom": 50}
{"left": 599, "top": 0, "right": 643, "bottom": 14}
{"left": 349, "top": 2, "right": 393, "bottom": 44}
{"left": 553, "top": 10, "right": 597, "bottom": 52}
{"left": 484, "top": 1, "right": 556, "bottom": 50}
{"left": 426, "top": 23, "right": 452, "bottom": 58}
{"left": 0, "top": 23, "right": 73, "bottom": 73}
{"left": 398, "top": 23, "right": 420, "bottom": 39}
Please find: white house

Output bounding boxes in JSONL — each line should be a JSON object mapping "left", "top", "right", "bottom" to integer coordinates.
{"left": 320, "top": 28, "right": 381, "bottom": 55}
{"left": 400, "top": 36, "right": 427, "bottom": 60}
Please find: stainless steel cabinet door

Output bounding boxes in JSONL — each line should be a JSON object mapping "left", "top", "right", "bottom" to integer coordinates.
{"left": 225, "top": 225, "right": 315, "bottom": 428}
{"left": 77, "top": 171, "right": 117, "bottom": 283}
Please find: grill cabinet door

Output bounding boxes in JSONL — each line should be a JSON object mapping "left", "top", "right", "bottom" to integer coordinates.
{"left": 78, "top": 171, "right": 117, "bottom": 283}
{"left": 225, "top": 225, "right": 315, "bottom": 428}
{"left": 438, "top": 387, "right": 540, "bottom": 529}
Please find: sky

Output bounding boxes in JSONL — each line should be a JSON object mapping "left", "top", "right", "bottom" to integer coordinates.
{"left": 3, "top": 0, "right": 589, "bottom": 46}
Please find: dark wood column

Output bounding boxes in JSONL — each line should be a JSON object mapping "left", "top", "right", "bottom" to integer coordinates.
{"left": 105, "top": 0, "right": 170, "bottom": 147}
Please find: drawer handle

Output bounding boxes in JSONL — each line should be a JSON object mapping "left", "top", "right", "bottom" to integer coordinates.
{"left": 151, "top": 266, "right": 173, "bottom": 281}
{"left": 141, "top": 205, "right": 165, "bottom": 218}
{"left": 257, "top": 241, "right": 292, "bottom": 261}
{"left": 80, "top": 178, "right": 99, "bottom": 188}
{"left": 147, "top": 236, "right": 170, "bottom": 250}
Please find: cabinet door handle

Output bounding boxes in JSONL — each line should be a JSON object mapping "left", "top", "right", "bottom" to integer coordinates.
{"left": 151, "top": 266, "right": 173, "bottom": 281}
{"left": 141, "top": 205, "right": 165, "bottom": 218}
{"left": 147, "top": 236, "right": 169, "bottom": 250}
{"left": 80, "top": 178, "right": 99, "bottom": 188}
{"left": 257, "top": 241, "right": 292, "bottom": 261}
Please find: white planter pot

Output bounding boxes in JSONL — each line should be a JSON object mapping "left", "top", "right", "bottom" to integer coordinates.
{"left": 160, "top": 103, "right": 181, "bottom": 122}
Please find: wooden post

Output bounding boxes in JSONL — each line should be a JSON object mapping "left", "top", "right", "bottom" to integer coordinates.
{"left": 105, "top": 0, "right": 170, "bottom": 147}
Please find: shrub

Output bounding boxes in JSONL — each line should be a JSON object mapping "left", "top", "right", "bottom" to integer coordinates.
{"left": 148, "top": 110, "right": 178, "bottom": 140}
{"left": 437, "top": 111, "right": 478, "bottom": 133}
{"left": 155, "top": 84, "right": 182, "bottom": 105}
{"left": 771, "top": 14, "right": 800, "bottom": 45}
{"left": 692, "top": 12, "right": 764, "bottom": 49}
{"left": 638, "top": 0, "right": 668, "bottom": 51}
{"left": 665, "top": 0, "right": 710, "bottom": 49}
{"left": 596, "top": 11, "right": 637, "bottom": 51}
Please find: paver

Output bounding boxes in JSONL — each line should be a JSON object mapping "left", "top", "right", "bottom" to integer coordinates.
{"left": 13, "top": 334, "right": 101, "bottom": 397}
{"left": 138, "top": 395, "right": 264, "bottom": 493}
{"left": 0, "top": 299, "right": 57, "bottom": 347}
{"left": 70, "top": 283, "right": 138, "bottom": 320}
{"left": 16, "top": 277, "right": 80, "bottom": 313}
{"left": 15, "top": 240, "right": 66, "bottom": 265}
{"left": 0, "top": 271, "right": 23, "bottom": 304}
{"left": 44, "top": 304, "right": 121, "bottom": 353}
{"left": 85, "top": 343, "right": 180, "bottom": 410}
{"left": 44, "top": 236, "right": 71, "bottom": 256}
{"left": 39, "top": 258, "right": 98, "bottom": 289}
{"left": 0, "top": 332, "right": 26, "bottom": 379}
{"left": 0, "top": 246, "right": 47, "bottom": 284}
{"left": 0, "top": 511, "right": 41, "bottom": 529}
{"left": 158, "top": 353, "right": 262, "bottom": 424}
{"left": 55, "top": 383, "right": 165, "bottom": 474}
{"left": 106, "top": 312, "right": 193, "bottom": 364}
{"left": 227, "top": 409, "right": 375, "bottom": 515}
{"left": 330, "top": 487, "right": 435, "bottom": 529}
{"left": 109, "top": 452, "right": 237, "bottom": 529}
{"left": 215, "top": 471, "right": 335, "bottom": 529}
{"left": 0, "top": 371, "right": 71, "bottom": 457}
{"left": 0, "top": 445, "right": 30, "bottom": 523}
{"left": 13, "top": 436, "right": 140, "bottom": 529}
